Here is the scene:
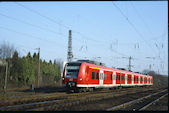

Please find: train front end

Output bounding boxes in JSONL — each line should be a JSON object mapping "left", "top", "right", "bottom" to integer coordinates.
{"left": 62, "top": 62, "right": 83, "bottom": 92}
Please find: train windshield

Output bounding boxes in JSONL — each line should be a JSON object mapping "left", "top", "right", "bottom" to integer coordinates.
{"left": 66, "top": 63, "right": 81, "bottom": 78}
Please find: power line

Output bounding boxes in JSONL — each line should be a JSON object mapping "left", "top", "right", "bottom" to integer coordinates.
{"left": 0, "top": 26, "right": 66, "bottom": 48}
{"left": 112, "top": 2, "right": 159, "bottom": 56}
{"left": 130, "top": 2, "right": 153, "bottom": 35}
{"left": 14, "top": 2, "right": 108, "bottom": 44}
{"left": 13, "top": 2, "right": 129, "bottom": 56}
{"left": 14, "top": 2, "right": 71, "bottom": 30}
{"left": 0, "top": 13, "right": 66, "bottom": 37}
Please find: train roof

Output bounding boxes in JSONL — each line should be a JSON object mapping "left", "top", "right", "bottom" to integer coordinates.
{"left": 82, "top": 62, "right": 152, "bottom": 77}
{"left": 67, "top": 60, "right": 151, "bottom": 77}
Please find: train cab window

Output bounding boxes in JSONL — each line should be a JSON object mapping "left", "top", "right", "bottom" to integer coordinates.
{"left": 104, "top": 73, "right": 107, "bottom": 80}
{"left": 92, "top": 72, "right": 95, "bottom": 79}
{"left": 111, "top": 74, "right": 112, "bottom": 80}
{"left": 96, "top": 72, "right": 99, "bottom": 79}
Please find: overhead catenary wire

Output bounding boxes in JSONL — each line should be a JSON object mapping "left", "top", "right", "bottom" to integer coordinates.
{"left": 130, "top": 2, "right": 153, "bottom": 35}
{"left": 1, "top": 2, "right": 167, "bottom": 75}
{"left": 115, "top": 2, "right": 165, "bottom": 72}
{"left": 0, "top": 13, "right": 66, "bottom": 37}
{"left": 112, "top": 2, "right": 159, "bottom": 57}
{"left": 14, "top": 2, "right": 109, "bottom": 44}
{"left": 13, "top": 1, "right": 159, "bottom": 61}
{"left": 0, "top": 12, "right": 84, "bottom": 43}
{"left": 14, "top": 2, "right": 71, "bottom": 30}
{"left": 0, "top": 26, "right": 66, "bottom": 48}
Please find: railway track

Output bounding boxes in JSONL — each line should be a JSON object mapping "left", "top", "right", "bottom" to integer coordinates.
{"left": 0, "top": 86, "right": 139, "bottom": 105}
{"left": 139, "top": 92, "right": 168, "bottom": 111}
{"left": 28, "top": 87, "right": 162, "bottom": 111}
{"left": 106, "top": 89, "right": 168, "bottom": 111}
{"left": 0, "top": 87, "right": 165, "bottom": 111}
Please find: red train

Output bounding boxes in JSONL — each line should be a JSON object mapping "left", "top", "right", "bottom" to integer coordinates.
{"left": 62, "top": 60, "right": 153, "bottom": 92}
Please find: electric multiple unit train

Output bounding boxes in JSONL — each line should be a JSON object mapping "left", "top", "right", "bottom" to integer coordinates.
{"left": 62, "top": 60, "right": 153, "bottom": 92}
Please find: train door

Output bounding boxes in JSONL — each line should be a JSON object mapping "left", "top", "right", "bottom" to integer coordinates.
{"left": 140, "top": 76, "right": 143, "bottom": 84}
{"left": 99, "top": 70, "right": 103, "bottom": 86}
{"left": 116, "top": 72, "right": 120, "bottom": 84}
{"left": 121, "top": 73, "right": 125, "bottom": 84}
{"left": 127, "top": 74, "right": 132, "bottom": 84}
{"left": 144, "top": 77, "right": 147, "bottom": 84}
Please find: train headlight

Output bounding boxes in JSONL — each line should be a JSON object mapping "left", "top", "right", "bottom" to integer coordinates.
{"left": 78, "top": 78, "right": 83, "bottom": 81}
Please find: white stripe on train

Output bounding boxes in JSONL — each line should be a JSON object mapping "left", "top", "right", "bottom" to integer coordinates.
{"left": 76, "top": 84, "right": 152, "bottom": 88}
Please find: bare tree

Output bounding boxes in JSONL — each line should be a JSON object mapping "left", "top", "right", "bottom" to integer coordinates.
{"left": 0, "top": 41, "right": 16, "bottom": 59}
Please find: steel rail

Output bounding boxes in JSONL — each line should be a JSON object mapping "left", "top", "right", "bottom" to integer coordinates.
{"left": 0, "top": 99, "right": 60, "bottom": 111}
{"left": 0, "top": 89, "right": 65, "bottom": 99}
{"left": 106, "top": 89, "right": 167, "bottom": 111}
{"left": 0, "top": 87, "right": 161, "bottom": 111}
{"left": 138, "top": 93, "right": 168, "bottom": 111}
{"left": 29, "top": 88, "right": 160, "bottom": 111}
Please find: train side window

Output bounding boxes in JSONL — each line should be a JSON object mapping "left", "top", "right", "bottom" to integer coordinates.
{"left": 92, "top": 72, "right": 95, "bottom": 79}
{"left": 96, "top": 72, "right": 99, "bottom": 79}
{"left": 121, "top": 75, "right": 124, "bottom": 80}
{"left": 111, "top": 74, "right": 112, "bottom": 80}
{"left": 116, "top": 75, "right": 118, "bottom": 80}
{"left": 104, "top": 73, "right": 107, "bottom": 80}
{"left": 127, "top": 75, "right": 130, "bottom": 81}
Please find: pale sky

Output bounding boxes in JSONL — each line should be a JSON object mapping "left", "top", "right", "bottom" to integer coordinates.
{"left": 0, "top": 1, "right": 168, "bottom": 75}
